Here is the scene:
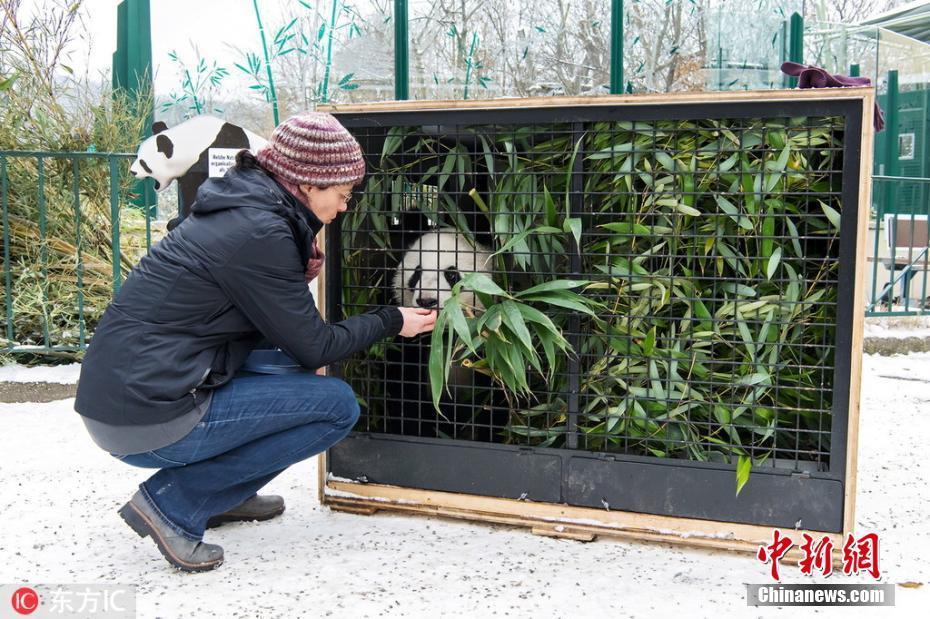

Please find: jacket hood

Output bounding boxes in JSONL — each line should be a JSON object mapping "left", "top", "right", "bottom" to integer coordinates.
{"left": 190, "top": 166, "right": 324, "bottom": 234}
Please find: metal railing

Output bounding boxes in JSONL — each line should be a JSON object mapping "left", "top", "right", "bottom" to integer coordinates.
{"left": 2, "top": 154, "right": 928, "bottom": 355}
{"left": 0, "top": 150, "right": 157, "bottom": 354}
{"left": 867, "top": 175, "right": 930, "bottom": 316}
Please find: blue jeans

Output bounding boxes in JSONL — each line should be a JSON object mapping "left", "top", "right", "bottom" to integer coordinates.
{"left": 113, "top": 373, "right": 359, "bottom": 541}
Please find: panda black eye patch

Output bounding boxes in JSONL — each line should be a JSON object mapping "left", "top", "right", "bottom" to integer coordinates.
{"left": 139, "top": 159, "right": 152, "bottom": 174}
{"left": 444, "top": 267, "right": 461, "bottom": 287}
{"left": 407, "top": 265, "right": 422, "bottom": 291}
{"left": 156, "top": 134, "right": 174, "bottom": 158}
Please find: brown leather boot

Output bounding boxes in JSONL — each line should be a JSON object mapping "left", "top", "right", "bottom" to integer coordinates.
{"left": 118, "top": 490, "right": 224, "bottom": 573}
{"left": 206, "top": 495, "right": 285, "bottom": 529}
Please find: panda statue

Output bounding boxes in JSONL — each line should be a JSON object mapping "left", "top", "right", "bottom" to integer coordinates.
{"left": 384, "top": 227, "right": 508, "bottom": 442}
{"left": 129, "top": 115, "right": 267, "bottom": 229}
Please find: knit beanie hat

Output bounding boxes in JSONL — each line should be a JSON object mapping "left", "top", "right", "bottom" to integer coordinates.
{"left": 256, "top": 112, "right": 366, "bottom": 187}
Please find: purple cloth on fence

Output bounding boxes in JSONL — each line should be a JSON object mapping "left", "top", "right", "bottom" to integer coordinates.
{"left": 780, "top": 61, "right": 885, "bottom": 132}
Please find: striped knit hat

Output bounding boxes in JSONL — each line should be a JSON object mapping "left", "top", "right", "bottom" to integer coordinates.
{"left": 256, "top": 112, "right": 365, "bottom": 187}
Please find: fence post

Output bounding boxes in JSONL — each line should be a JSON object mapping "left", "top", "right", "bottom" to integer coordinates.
{"left": 610, "top": 0, "right": 624, "bottom": 94}
{"left": 882, "top": 70, "right": 899, "bottom": 218}
{"left": 109, "top": 156, "right": 122, "bottom": 294}
{"left": 71, "top": 158, "right": 86, "bottom": 348}
{"left": 787, "top": 12, "right": 804, "bottom": 89}
{"left": 113, "top": 0, "right": 155, "bottom": 215}
{"left": 394, "top": 0, "right": 409, "bottom": 100}
{"left": 38, "top": 157, "right": 49, "bottom": 348}
{"left": 1, "top": 156, "right": 12, "bottom": 343}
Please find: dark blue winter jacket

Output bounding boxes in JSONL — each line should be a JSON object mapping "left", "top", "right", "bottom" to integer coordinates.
{"left": 74, "top": 165, "right": 402, "bottom": 428}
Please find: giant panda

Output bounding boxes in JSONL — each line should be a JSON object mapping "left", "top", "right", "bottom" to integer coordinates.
{"left": 383, "top": 227, "right": 507, "bottom": 442}
{"left": 129, "top": 115, "right": 267, "bottom": 227}
{"left": 392, "top": 227, "right": 493, "bottom": 311}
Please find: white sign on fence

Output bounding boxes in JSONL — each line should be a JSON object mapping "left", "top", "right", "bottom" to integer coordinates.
{"left": 208, "top": 148, "right": 242, "bottom": 178}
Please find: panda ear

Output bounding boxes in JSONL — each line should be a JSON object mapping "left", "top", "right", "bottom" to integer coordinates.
{"left": 156, "top": 134, "right": 174, "bottom": 159}
{"left": 152, "top": 121, "right": 168, "bottom": 135}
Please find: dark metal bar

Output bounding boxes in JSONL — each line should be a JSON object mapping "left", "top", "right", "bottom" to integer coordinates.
{"left": 610, "top": 0, "right": 624, "bottom": 95}
{"left": 828, "top": 103, "right": 865, "bottom": 482}
{"left": 38, "top": 157, "right": 49, "bottom": 348}
{"left": 0, "top": 150, "right": 134, "bottom": 158}
{"left": 565, "top": 122, "right": 585, "bottom": 450}
{"left": 333, "top": 99, "right": 868, "bottom": 129}
{"left": 72, "top": 158, "right": 86, "bottom": 348}
{"left": 394, "top": 0, "right": 409, "bottom": 101}
{"left": 881, "top": 70, "right": 900, "bottom": 218}
{"left": 1, "top": 155, "right": 13, "bottom": 343}
{"left": 787, "top": 12, "right": 804, "bottom": 88}
{"left": 325, "top": 215, "right": 344, "bottom": 379}
{"left": 109, "top": 156, "right": 122, "bottom": 294}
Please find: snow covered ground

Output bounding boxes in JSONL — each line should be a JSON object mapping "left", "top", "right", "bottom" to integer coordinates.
{"left": 863, "top": 316, "right": 930, "bottom": 340}
{"left": 0, "top": 362, "right": 81, "bottom": 384}
{"left": 1, "top": 354, "right": 928, "bottom": 618}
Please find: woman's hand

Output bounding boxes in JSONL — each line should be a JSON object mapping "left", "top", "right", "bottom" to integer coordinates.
{"left": 397, "top": 307, "right": 438, "bottom": 337}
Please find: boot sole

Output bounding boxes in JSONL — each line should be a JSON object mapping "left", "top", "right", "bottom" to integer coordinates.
{"left": 205, "top": 505, "right": 285, "bottom": 529}
{"left": 118, "top": 502, "right": 224, "bottom": 573}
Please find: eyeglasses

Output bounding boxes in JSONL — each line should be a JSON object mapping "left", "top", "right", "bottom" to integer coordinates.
{"left": 339, "top": 192, "right": 356, "bottom": 208}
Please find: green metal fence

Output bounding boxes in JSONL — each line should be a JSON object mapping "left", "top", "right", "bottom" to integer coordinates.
{"left": 1, "top": 151, "right": 927, "bottom": 357}
{"left": 867, "top": 175, "right": 930, "bottom": 316}
{"left": 0, "top": 151, "right": 159, "bottom": 355}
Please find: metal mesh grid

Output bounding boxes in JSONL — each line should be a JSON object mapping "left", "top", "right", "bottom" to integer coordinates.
{"left": 330, "top": 107, "right": 849, "bottom": 474}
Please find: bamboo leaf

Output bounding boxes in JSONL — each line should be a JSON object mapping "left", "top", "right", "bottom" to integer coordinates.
{"left": 445, "top": 297, "right": 474, "bottom": 354}
{"left": 563, "top": 134, "right": 585, "bottom": 218}
{"left": 519, "top": 292, "right": 597, "bottom": 315}
{"left": 715, "top": 195, "right": 753, "bottom": 230}
{"left": 500, "top": 301, "right": 533, "bottom": 349}
{"left": 587, "top": 142, "right": 634, "bottom": 160}
{"left": 721, "top": 282, "right": 757, "bottom": 297}
{"left": 428, "top": 312, "right": 449, "bottom": 411}
{"left": 599, "top": 222, "right": 652, "bottom": 236}
{"left": 654, "top": 151, "right": 676, "bottom": 171}
{"left": 821, "top": 202, "right": 841, "bottom": 231}
{"left": 766, "top": 247, "right": 782, "bottom": 280}
{"left": 785, "top": 217, "right": 804, "bottom": 258}
{"left": 517, "top": 279, "right": 589, "bottom": 297}
{"left": 543, "top": 184, "right": 558, "bottom": 227}
{"left": 737, "top": 372, "right": 771, "bottom": 386}
{"left": 564, "top": 216, "right": 582, "bottom": 249}
{"left": 457, "top": 273, "right": 510, "bottom": 298}
{"left": 673, "top": 202, "right": 701, "bottom": 217}
{"left": 643, "top": 326, "right": 656, "bottom": 356}
{"left": 736, "top": 455, "right": 751, "bottom": 496}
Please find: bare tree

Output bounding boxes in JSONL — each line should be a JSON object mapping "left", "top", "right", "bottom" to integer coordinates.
{"left": 806, "top": 0, "right": 901, "bottom": 24}
{"left": 1, "top": 0, "right": 82, "bottom": 111}
{"left": 625, "top": 0, "right": 705, "bottom": 93}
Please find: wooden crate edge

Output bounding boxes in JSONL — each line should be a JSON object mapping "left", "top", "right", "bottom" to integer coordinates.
{"left": 842, "top": 89, "right": 876, "bottom": 538}
{"left": 320, "top": 478, "right": 845, "bottom": 560}
{"left": 318, "top": 87, "right": 875, "bottom": 114}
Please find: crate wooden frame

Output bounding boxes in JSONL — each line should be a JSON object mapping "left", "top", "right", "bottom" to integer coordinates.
{"left": 315, "top": 88, "right": 875, "bottom": 558}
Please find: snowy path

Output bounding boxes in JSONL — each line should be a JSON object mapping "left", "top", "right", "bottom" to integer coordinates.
{"left": 1, "top": 354, "right": 928, "bottom": 618}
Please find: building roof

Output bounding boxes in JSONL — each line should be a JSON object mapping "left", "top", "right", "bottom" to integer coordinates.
{"left": 861, "top": 1, "right": 930, "bottom": 43}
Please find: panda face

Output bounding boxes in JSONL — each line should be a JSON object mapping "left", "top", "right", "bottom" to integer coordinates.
{"left": 393, "top": 228, "right": 493, "bottom": 310}
{"left": 129, "top": 128, "right": 183, "bottom": 192}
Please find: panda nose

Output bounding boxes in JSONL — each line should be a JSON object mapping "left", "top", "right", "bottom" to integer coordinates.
{"left": 416, "top": 297, "right": 438, "bottom": 309}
